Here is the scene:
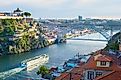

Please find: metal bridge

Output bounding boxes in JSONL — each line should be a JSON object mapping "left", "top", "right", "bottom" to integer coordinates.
{"left": 90, "top": 26, "right": 111, "bottom": 40}
{"left": 57, "top": 24, "right": 117, "bottom": 41}
{"left": 68, "top": 38, "right": 108, "bottom": 42}
{"left": 39, "top": 19, "right": 120, "bottom": 41}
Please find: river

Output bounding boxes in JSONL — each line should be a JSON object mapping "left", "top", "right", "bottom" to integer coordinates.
{"left": 0, "top": 32, "right": 108, "bottom": 79}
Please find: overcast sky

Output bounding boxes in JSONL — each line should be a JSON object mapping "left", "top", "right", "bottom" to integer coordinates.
{"left": 0, "top": 0, "right": 121, "bottom": 19}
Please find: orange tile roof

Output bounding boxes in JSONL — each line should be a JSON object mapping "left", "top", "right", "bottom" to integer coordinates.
{"left": 95, "top": 71, "right": 121, "bottom": 80}
{"left": 84, "top": 50, "right": 121, "bottom": 71}
{"left": 95, "top": 54, "right": 112, "bottom": 62}
{"left": 56, "top": 50, "right": 121, "bottom": 80}
{"left": 55, "top": 73, "right": 69, "bottom": 80}
{"left": 85, "top": 50, "right": 121, "bottom": 80}
{"left": 55, "top": 62, "right": 85, "bottom": 80}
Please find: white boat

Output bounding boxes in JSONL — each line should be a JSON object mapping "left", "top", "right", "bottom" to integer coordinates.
{"left": 21, "top": 54, "right": 49, "bottom": 71}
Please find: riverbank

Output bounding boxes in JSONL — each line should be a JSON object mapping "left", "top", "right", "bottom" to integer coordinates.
{"left": 0, "top": 32, "right": 107, "bottom": 79}
{"left": 0, "top": 19, "right": 56, "bottom": 56}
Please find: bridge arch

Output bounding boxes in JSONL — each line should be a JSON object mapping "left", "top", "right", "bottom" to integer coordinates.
{"left": 57, "top": 24, "right": 120, "bottom": 41}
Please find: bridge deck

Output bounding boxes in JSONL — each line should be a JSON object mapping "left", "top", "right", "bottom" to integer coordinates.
{"left": 67, "top": 38, "right": 108, "bottom": 42}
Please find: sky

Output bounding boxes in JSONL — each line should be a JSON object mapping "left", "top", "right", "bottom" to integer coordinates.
{"left": 0, "top": 0, "right": 121, "bottom": 19}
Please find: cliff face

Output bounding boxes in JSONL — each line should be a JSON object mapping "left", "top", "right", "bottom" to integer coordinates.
{"left": 0, "top": 19, "right": 49, "bottom": 55}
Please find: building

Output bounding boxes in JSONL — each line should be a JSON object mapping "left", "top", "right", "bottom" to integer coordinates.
{"left": 13, "top": 8, "right": 23, "bottom": 16}
{"left": 78, "top": 16, "right": 83, "bottom": 21}
{"left": 0, "top": 8, "right": 24, "bottom": 19}
{"left": 56, "top": 50, "right": 121, "bottom": 80}
{"left": 0, "top": 13, "right": 5, "bottom": 16}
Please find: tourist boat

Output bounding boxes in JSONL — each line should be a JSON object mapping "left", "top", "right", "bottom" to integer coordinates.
{"left": 21, "top": 54, "right": 49, "bottom": 71}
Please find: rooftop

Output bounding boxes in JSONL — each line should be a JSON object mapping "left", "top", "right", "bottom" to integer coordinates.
{"left": 84, "top": 50, "right": 121, "bottom": 70}
{"left": 56, "top": 50, "right": 121, "bottom": 80}
{"left": 95, "top": 71, "right": 121, "bottom": 80}
{"left": 55, "top": 62, "right": 85, "bottom": 80}
{"left": 94, "top": 54, "right": 112, "bottom": 62}
{"left": 14, "top": 8, "right": 23, "bottom": 13}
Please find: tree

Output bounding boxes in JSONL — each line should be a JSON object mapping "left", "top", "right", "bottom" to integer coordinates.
{"left": 23, "top": 12, "right": 31, "bottom": 17}
{"left": 37, "top": 66, "right": 49, "bottom": 78}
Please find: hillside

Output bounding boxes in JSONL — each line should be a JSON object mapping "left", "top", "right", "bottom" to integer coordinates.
{"left": 0, "top": 19, "right": 49, "bottom": 55}
{"left": 104, "top": 32, "right": 121, "bottom": 51}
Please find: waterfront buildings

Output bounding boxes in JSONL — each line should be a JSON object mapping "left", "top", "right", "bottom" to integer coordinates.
{"left": 56, "top": 49, "right": 121, "bottom": 80}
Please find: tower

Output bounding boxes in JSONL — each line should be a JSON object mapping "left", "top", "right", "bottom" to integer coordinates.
{"left": 78, "top": 16, "right": 82, "bottom": 21}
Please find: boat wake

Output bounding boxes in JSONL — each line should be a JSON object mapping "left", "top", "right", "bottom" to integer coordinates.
{"left": 0, "top": 67, "right": 25, "bottom": 79}
{"left": 0, "top": 54, "right": 49, "bottom": 79}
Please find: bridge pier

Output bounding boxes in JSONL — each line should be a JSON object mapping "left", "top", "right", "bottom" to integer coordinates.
{"left": 55, "top": 34, "right": 66, "bottom": 43}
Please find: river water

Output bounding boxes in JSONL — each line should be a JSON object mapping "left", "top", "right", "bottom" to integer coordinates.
{"left": 0, "top": 32, "right": 108, "bottom": 79}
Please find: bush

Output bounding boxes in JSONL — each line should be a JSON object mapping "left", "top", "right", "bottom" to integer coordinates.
{"left": 37, "top": 66, "right": 49, "bottom": 78}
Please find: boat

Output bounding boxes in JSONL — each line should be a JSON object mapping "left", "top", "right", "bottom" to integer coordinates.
{"left": 21, "top": 54, "right": 49, "bottom": 71}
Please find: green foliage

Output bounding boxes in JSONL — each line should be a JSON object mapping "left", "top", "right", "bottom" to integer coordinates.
{"left": 106, "top": 32, "right": 121, "bottom": 51}
{"left": 0, "top": 19, "right": 29, "bottom": 36}
{"left": 105, "top": 42, "right": 119, "bottom": 51}
{"left": 17, "top": 34, "right": 30, "bottom": 51}
{"left": 63, "top": 35, "right": 67, "bottom": 38}
{"left": 0, "top": 19, "right": 52, "bottom": 54}
{"left": 23, "top": 12, "right": 31, "bottom": 17}
{"left": 37, "top": 66, "right": 49, "bottom": 77}
{"left": 4, "top": 26, "right": 14, "bottom": 35}
{"left": 0, "top": 19, "right": 16, "bottom": 35}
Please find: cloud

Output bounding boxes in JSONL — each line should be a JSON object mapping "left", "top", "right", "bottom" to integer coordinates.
{"left": 76, "top": 0, "right": 97, "bottom": 4}
{"left": 0, "top": 0, "right": 66, "bottom": 8}
{"left": 0, "top": 1, "right": 11, "bottom": 7}
{"left": 0, "top": 0, "right": 98, "bottom": 8}
{"left": 0, "top": 0, "right": 121, "bottom": 18}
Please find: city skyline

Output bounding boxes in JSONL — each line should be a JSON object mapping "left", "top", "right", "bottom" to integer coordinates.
{"left": 0, "top": 0, "right": 121, "bottom": 19}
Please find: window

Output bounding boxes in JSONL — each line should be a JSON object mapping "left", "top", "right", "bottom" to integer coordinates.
{"left": 100, "top": 61, "right": 106, "bottom": 66}
{"left": 87, "top": 71, "right": 94, "bottom": 80}
{"left": 96, "top": 72, "right": 102, "bottom": 77}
